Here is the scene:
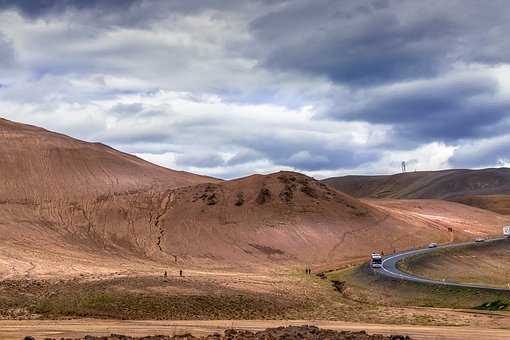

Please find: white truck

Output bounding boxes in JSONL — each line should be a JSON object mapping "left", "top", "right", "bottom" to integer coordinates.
{"left": 504, "top": 226, "right": 510, "bottom": 238}
{"left": 371, "top": 252, "right": 382, "bottom": 268}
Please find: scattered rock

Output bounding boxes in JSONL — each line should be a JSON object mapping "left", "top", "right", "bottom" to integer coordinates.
{"left": 192, "top": 184, "right": 220, "bottom": 205}
{"left": 279, "top": 184, "right": 295, "bottom": 202}
{"left": 316, "top": 273, "right": 327, "bottom": 280}
{"left": 301, "top": 185, "right": 318, "bottom": 198}
{"left": 277, "top": 174, "right": 297, "bottom": 184}
{"left": 256, "top": 188, "right": 271, "bottom": 204}
{"left": 331, "top": 280, "right": 346, "bottom": 293}
{"left": 206, "top": 193, "right": 218, "bottom": 205}
{"left": 234, "top": 192, "right": 245, "bottom": 206}
{"left": 43, "top": 326, "right": 410, "bottom": 339}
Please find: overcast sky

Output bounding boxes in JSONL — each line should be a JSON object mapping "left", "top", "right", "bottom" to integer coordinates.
{"left": 1, "top": 0, "right": 510, "bottom": 179}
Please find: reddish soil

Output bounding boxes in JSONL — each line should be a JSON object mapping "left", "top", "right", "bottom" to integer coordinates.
{"left": 364, "top": 198, "right": 510, "bottom": 244}
{"left": 0, "top": 118, "right": 215, "bottom": 202}
{"left": 0, "top": 117, "right": 509, "bottom": 279}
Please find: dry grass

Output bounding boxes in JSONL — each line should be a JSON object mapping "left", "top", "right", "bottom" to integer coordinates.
{"left": 398, "top": 239, "right": 510, "bottom": 288}
{"left": 451, "top": 195, "right": 510, "bottom": 215}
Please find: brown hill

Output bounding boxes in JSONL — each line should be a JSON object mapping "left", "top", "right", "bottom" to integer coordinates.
{"left": 322, "top": 168, "right": 510, "bottom": 200}
{"left": 36, "top": 170, "right": 506, "bottom": 271}
{"left": 149, "top": 172, "right": 510, "bottom": 267}
{"left": 0, "top": 117, "right": 218, "bottom": 278}
{"left": 0, "top": 118, "right": 508, "bottom": 278}
{"left": 0, "top": 117, "right": 215, "bottom": 202}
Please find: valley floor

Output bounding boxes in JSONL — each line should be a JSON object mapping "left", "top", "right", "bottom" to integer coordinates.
{"left": 2, "top": 319, "right": 510, "bottom": 340}
{"left": 2, "top": 267, "right": 510, "bottom": 329}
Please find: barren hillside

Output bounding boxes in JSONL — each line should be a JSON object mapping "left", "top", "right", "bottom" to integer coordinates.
{"left": 0, "top": 118, "right": 215, "bottom": 202}
{"left": 323, "top": 168, "right": 510, "bottom": 200}
{"left": 148, "top": 172, "right": 510, "bottom": 267}
{"left": 0, "top": 118, "right": 509, "bottom": 279}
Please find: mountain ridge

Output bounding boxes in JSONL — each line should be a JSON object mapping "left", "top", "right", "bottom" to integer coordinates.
{"left": 0, "top": 117, "right": 218, "bottom": 202}
{"left": 322, "top": 168, "right": 510, "bottom": 199}
{"left": 0, "top": 117, "right": 508, "bottom": 278}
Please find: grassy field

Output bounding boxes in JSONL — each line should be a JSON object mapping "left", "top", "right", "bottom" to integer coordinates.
{"left": 326, "top": 263, "right": 510, "bottom": 311}
{"left": 0, "top": 274, "right": 317, "bottom": 320}
{"left": 0, "top": 271, "right": 369, "bottom": 321}
{"left": 397, "top": 239, "right": 510, "bottom": 288}
{"left": 0, "top": 269, "right": 497, "bottom": 327}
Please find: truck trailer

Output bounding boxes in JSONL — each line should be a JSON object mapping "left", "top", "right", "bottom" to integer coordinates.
{"left": 371, "top": 252, "right": 382, "bottom": 268}
{"left": 504, "top": 226, "right": 510, "bottom": 238}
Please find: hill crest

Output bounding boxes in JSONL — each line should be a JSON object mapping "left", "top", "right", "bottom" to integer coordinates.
{"left": 322, "top": 168, "right": 510, "bottom": 199}
{"left": 0, "top": 117, "right": 216, "bottom": 202}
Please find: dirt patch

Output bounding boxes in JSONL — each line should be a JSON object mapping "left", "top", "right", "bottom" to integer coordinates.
{"left": 248, "top": 244, "right": 285, "bottom": 256}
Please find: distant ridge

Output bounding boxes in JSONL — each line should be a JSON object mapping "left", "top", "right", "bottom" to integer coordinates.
{"left": 322, "top": 168, "right": 510, "bottom": 199}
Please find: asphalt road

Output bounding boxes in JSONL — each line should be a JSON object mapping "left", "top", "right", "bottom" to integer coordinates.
{"left": 375, "top": 237, "right": 510, "bottom": 291}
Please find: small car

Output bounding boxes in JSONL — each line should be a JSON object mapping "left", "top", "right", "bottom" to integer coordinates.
{"left": 428, "top": 242, "right": 438, "bottom": 248}
{"left": 475, "top": 237, "right": 485, "bottom": 242}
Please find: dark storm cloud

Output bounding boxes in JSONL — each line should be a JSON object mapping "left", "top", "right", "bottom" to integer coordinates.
{"left": 232, "top": 132, "right": 379, "bottom": 171}
{"left": 252, "top": 5, "right": 448, "bottom": 85}
{"left": 337, "top": 75, "right": 510, "bottom": 143}
{"left": 0, "top": 0, "right": 138, "bottom": 18}
{"left": 176, "top": 152, "right": 225, "bottom": 168}
{"left": 0, "top": 33, "right": 15, "bottom": 69}
{"left": 0, "top": 0, "right": 251, "bottom": 27}
{"left": 250, "top": 0, "right": 510, "bottom": 86}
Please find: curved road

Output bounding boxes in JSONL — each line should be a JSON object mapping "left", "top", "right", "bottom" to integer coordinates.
{"left": 375, "top": 237, "right": 510, "bottom": 291}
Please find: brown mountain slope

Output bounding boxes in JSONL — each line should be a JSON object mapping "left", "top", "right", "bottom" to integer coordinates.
{"left": 0, "top": 117, "right": 219, "bottom": 278}
{"left": 0, "top": 118, "right": 508, "bottom": 279}
{"left": 14, "top": 170, "right": 504, "bottom": 274}
{"left": 148, "top": 172, "right": 509, "bottom": 267}
{"left": 0, "top": 118, "right": 216, "bottom": 202}
{"left": 322, "top": 168, "right": 510, "bottom": 200}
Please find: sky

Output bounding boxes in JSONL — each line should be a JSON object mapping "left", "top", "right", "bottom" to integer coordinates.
{"left": 1, "top": 0, "right": 510, "bottom": 179}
